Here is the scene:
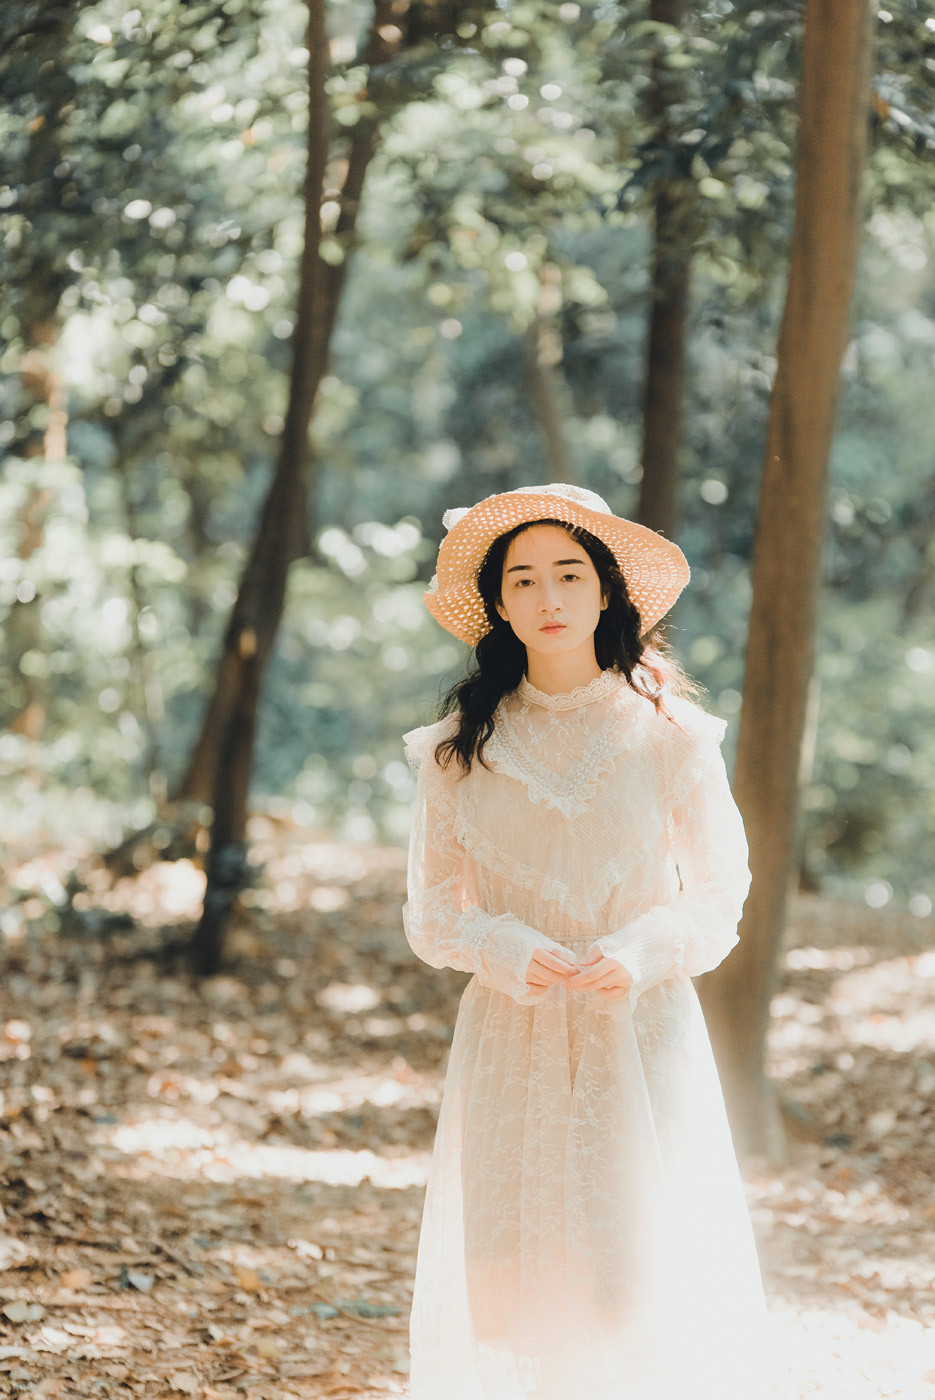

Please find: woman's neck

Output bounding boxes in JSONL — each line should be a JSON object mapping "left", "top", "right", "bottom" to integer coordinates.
{"left": 524, "top": 646, "right": 604, "bottom": 697}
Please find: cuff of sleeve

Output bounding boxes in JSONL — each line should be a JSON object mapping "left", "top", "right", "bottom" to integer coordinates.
{"left": 474, "top": 915, "right": 569, "bottom": 1005}
{"left": 591, "top": 909, "right": 682, "bottom": 1007}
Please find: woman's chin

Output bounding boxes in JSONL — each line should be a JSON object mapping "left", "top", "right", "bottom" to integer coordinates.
{"left": 523, "top": 631, "right": 590, "bottom": 657}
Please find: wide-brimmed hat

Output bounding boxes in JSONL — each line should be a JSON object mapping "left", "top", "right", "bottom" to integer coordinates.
{"left": 424, "top": 483, "right": 690, "bottom": 645}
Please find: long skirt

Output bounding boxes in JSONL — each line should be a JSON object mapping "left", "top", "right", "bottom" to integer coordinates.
{"left": 408, "top": 975, "right": 771, "bottom": 1400}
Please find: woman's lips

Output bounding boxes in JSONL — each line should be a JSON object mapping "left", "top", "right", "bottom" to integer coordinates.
{"left": 539, "top": 624, "right": 566, "bottom": 633}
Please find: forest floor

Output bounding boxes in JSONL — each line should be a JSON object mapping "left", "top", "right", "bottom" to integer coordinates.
{"left": 1, "top": 819, "right": 935, "bottom": 1400}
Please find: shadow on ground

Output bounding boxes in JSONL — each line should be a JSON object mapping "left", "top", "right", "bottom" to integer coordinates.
{"left": 1, "top": 825, "right": 934, "bottom": 1397}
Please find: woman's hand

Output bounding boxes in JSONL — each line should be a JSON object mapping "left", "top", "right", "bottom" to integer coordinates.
{"left": 564, "top": 950, "right": 634, "bottom": 1000}
{"left": 525, "top": 947, "right": 579, "bottom": 998}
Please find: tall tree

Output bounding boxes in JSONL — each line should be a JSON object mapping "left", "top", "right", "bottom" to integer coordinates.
{"left": 525, "top": 266, "right": 576, "bottom": 484}
{"left": 189, "top": 0, "right": 498, "bottom": 973}
{"left": 635, "top": 0, "right": 692, "bottom": 538}
{"left": 698, "top": 0, "right": 875, "bottom": 1159}
{"left": 0, "top": 0, "right": 81, "bottom": 741}
{"left": 189, "top": 0, "right": 365, "bottom": 974}
{"left": 177, "top": 1, "right": 387, "bottom": 812}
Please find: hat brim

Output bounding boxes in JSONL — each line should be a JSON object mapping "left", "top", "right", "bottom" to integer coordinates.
{"left": 425, "top": 489, "right": 690, "bottom": 646}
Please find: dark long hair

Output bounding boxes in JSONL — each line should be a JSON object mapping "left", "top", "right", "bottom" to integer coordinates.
{"left": 435, "top": 519, "right": 694, "bottom": 773}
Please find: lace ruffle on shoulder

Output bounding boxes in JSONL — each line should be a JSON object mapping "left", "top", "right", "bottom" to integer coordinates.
{"left": 652, "top": 694, "right": 728, "bottom": 815}
{"left": 402, "top": 713, "right": 460, "bottom": 774}
{"left": 665, "top": 692, "right": 727, "bottom": 747}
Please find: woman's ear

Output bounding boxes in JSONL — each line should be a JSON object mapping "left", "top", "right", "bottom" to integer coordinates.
{"left": 495, "top": 597, "right": 507, "bottom": 621}
{"left": 601, "top": 591, "right": 609, "bottom": 612}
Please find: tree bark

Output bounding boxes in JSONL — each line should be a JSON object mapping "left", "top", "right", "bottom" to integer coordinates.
{"left": 189, "top": 0, "right": 401, "bottom": 974}
{"left": 697, "top": 0, "right": 874, "bottom": 1159}
{"left": 113, "top": 441, "right": 168, "bottom": 808}
{"left": 525, "top": 265, "right": 575, "bottom": 484}
{"left": 638, "top": 185, "right": 690, "bottom": 536}
{"left": 636, "top": 0, "right": 691, "bottom": 539}
{"left": 2, "top": 2, "right": 79, "bottom": 738}
{"left": 176, "top": 4, "right": 391, "bottom": 808}
{"left": 189, "top": 0, "right": 332, "bottom": 975}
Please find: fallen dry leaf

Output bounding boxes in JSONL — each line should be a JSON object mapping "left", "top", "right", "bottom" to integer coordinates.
{"left": 2, "top": 834, "right": 934, "bottom": 1400}
{"left": 2, "top": 1300, "right": 44, "bottom": 1324}
{"left": 168, "top": 1373, "right": 199, "bottom": 1394}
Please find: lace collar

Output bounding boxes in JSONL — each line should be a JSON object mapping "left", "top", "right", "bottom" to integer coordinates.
{"left": 517, "top": 670, "right": 619, "bottom": 712}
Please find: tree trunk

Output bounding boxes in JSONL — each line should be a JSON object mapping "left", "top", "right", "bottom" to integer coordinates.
{"left": 189, "top": 0, "right": 399, "bottom": 974}
{"left": 637, "top": 185, "right": 690, "bottom": 536}
{"left": 525, "top": 265, "right": 575, "bottom": 484}
{"left": 636, "top": 0, "right": 690, "bottom": 539}
{"left": 697, "top": 0, "right": 874, "bottom": 1160}
{"left": 189, "top": 0, "right": 332, "bottom": 975}
{"left": 113, "top": 441, "right": 168, "bottom": 808}
{"left": 175, "top": 6, "right": 390, "bottom": 808}
{"left": 3, "top": 4, "right": 78, "bottom": 739}
{"left": 6, "top": 487, "right": 53, "bottom": 741}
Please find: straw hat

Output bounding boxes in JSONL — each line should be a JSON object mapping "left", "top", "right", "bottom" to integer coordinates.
{"left": 424, "top": 483, "right": 690, "bottom": 645}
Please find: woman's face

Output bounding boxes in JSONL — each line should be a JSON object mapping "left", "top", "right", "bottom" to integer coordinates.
{"left": 495, "top": 523, "right": 606, "bottom": 659}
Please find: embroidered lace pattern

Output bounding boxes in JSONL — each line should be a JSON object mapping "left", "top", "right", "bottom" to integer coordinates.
{"left": 400, "top": 675, "right": 769, "bottom": 1400}
{"left": 517, "top": 669, "right": 618, "bottom": 711}
{"left": 482, "top": 675, "right": 645, "bottom": 820}
{"left": 484, "top": 716, "right": 617, "bottom": 820}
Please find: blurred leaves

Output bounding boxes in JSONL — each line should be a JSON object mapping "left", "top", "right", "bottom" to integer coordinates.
{"left": 0, "top": 0, "right": 933, "bottom": 910}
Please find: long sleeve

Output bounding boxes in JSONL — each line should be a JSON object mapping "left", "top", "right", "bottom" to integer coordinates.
{"left": 402, "top": 721, "right": 571, "bottom": 1005}
{"left": 589, "top": 717, "right": 751, "bottom": 1009}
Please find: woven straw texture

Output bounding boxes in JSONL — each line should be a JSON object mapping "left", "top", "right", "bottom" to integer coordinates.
{"left": 425, "top": 484, "right": 690, "bottom": 645}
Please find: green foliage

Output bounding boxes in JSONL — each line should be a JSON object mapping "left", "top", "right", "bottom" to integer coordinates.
{"left": 0, "top": 0, "right": 933, "bottom": 920}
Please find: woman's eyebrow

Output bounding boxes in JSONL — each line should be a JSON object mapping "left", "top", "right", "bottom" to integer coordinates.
{"left": 505, "top": 556, "right": 586, "bottom": 574}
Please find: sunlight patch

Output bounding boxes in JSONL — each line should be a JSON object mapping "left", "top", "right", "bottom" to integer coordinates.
{"left": 93, "top": 1117, "right": 430, "bottom": 1188}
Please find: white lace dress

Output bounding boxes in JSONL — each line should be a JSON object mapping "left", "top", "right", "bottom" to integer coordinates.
{"left": 402, "top": 670, "right": 771, "bottom": 1400}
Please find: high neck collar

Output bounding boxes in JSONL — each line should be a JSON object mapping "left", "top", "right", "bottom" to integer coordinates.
{"left": 517, "top": 670, "right": 619, "bottom": 712}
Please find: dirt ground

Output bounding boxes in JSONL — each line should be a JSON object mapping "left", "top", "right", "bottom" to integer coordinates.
{"left": 1, "top": 822, "right": 934, "bottom": 1399}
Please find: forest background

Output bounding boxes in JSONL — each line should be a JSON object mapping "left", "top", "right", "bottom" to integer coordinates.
{"left": 2, "top": 0, "right": 935, "bottom": 936}
{"left": 5, "top": 4, "right": 935, "bottom": 1389}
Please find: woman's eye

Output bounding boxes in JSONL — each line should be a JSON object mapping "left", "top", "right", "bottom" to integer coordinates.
{"left": 561, "top": 573, "right": 580, "bottom": 583}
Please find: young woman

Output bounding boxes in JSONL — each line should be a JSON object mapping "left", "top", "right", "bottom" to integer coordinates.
{"left": 402, "top": 484, "right": 771, "bottom": 1400}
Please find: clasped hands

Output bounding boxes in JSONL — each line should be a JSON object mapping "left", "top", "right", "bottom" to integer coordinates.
{"left": 525, "top": 946, "right": 634, "bottom": 1001}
